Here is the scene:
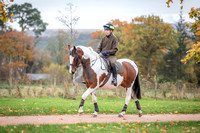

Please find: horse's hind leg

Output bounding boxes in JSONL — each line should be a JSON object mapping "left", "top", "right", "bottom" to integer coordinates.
{"left": 132, "top": 93, "right": 142, "bottom": 117}
{"left": 119, "top": 87, "right": 132, "bottom": 117}
{"left": 91, "top": 92, "right": 99, "bottom": 117}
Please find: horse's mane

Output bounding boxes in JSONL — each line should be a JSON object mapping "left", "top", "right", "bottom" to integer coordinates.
{"left": 77, "top": 45, "right": 99, "bottom": 57}
{"left": 88, "top": 47, "right": 99, "bottom": 57}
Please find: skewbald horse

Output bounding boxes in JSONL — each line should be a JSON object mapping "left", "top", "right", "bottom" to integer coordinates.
{"left": 69, "top": 45, "right": 142, "bottom": 117}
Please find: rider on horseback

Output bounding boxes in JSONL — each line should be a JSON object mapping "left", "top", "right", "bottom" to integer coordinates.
{"left": 97, "top": 23, "right": 118, "bottom": 86}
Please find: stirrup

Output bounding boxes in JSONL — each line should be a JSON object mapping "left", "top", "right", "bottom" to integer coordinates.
{"left": 112, "top": 78, "right": 117, "bottom": 86}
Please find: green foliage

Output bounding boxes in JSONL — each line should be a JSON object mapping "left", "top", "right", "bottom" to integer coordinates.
{"left": 8, "top": 3, "right": 48, "bottom": 38}
{"left": 47, "top": 30, "right": 69, "bottom": 65}
{"left": 0, "top": 97, "right": 199, "bottom": 116}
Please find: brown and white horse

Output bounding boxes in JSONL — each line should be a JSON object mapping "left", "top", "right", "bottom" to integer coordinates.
{"left": 69, "top": 45, "right": 142, "bottom": 117}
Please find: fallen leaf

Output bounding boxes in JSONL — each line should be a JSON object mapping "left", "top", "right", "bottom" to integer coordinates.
{"left": 51, "top": 108, "right": 55, "bottom": 112}
{"left": 63, "top": 126, "right": 69, "bottom": 129}
{"left": 127, "top": 128, "right": 131, "bottom": 132}
{"left": 192, "top": 127, "right": 196, "bottom": 131}
{"left": 82, "top": 126, "right": 87, "bottom": 129}
{"left": 125, "top": 123, "right": 130, "bottom": 126}
{"left": 101, "top": 124, "right": 106, "bottom": 127}
{"left": 59, "top": 118, "right": 63, "bottom": 120}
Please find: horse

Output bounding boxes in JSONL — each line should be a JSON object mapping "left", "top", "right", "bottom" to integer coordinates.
{"left": 69, "top": 45, "right": 142, "bottom": 117}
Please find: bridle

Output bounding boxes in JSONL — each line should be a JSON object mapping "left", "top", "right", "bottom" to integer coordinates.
{"left": 70, "top": 49, "right": 106, "bottom": 74}
{"left": 70, "top": 53, "right": 81, "bottom": 70}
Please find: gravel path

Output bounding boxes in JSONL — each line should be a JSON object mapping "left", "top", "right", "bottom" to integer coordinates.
{"left": 0, "top": 114, "right": 199, "bottom": 126}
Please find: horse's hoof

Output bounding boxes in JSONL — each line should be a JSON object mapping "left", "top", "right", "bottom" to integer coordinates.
{"left": 118, "top": 114, "right": 123, "bottom": 118}
{"left": 139, "top": 113, "right": 142, "bottom": 117}
{"left": 79, "top": 112, "right": 84, "bottom": 116}
{"left": 92, "top": 114, "right": 97, "bottom": 117}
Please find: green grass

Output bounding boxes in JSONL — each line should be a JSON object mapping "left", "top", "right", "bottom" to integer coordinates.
{"left": 0, "top": 97, "right": 199, "bottom": 116}
{"left": 0, "top": 121, "right": 199, "bottom": 133}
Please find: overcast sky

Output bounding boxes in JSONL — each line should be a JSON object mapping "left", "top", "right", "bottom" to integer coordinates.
{"left": 10, "top": 0, "right": 200, "bottom": 30}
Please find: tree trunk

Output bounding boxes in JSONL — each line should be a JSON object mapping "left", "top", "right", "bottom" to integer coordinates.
{"left": 8, "top": 56, "right": 13, "bottom": 90}
{"left": 147, "top": 53, "right": 151, "bottom": 79}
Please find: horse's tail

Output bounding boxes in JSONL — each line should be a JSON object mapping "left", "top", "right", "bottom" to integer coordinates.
{"left": 132, "top": 72, "right": 141, "bottom": 99}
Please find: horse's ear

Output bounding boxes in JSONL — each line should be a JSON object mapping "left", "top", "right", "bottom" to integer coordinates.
{"left": 72, "top": 46, "right": 77, "bottom": 55}
{"left": 73, "top": 46, "right": 76, "bottom": 51}
{"left": 67, "top": 45, "right": 71, "bottom": 51}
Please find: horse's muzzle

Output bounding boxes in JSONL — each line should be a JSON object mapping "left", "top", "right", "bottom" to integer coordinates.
{"left": 71, "top": 71, "right": 75, "bottom": 75}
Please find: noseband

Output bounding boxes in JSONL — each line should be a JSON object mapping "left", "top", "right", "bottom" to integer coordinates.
{"left": 70, "top": 54, "right": 81, "bottom": 69}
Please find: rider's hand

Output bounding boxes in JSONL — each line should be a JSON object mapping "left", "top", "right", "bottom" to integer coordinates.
{"left": 101, "top": 51, "right": 108, "bottom": 56}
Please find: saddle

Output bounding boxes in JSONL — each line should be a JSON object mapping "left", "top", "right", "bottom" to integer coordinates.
{"left": 101, "top": 57, "right": 124, "bottom": 74}
{"left": 99, "top": 57, "right": 124, "bottom": 87}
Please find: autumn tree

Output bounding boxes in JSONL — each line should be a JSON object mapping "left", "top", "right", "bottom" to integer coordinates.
{"left": 0, "top": 31, "right": 35, "bottom": 88}
{"left": 123, "top": 15, "right": 177, "bottom": 79}
{"left": 8, "top": 3, "right": 48, "bottom": 38}
{"left": 0, "top": 0, "right": 14, "bottom": 23}
{"left": 88, "top": 30, "right": 103, "bottom": 49}
{"left": 166, "top": 0, "right": 200, "bottom": 64}
{"left": 161, "top": 13, "right": 196, "bottom": 83}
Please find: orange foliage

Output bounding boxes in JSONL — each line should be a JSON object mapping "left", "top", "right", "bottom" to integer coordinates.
{"left": 110, "top": 19, "right": 127, "bottom": 27}
{"left": 91, "top": 30, "right": 103, "bottom": 40}
{"left": 0, "top": 0, "right": 14, "bottom": 23}
{"left": 0, "top": 31, "right": 35, "bottom": 70}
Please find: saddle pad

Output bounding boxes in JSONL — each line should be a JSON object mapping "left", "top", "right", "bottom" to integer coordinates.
{"left": 116, "top": 61, "right": 124, "bottom": 74}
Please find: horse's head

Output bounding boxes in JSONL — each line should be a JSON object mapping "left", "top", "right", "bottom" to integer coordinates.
{"left": 69, "top": 46, "right": 83, "bottom": 74}
{"left": 69, "top": 45, "right": 99, "bottom": 74}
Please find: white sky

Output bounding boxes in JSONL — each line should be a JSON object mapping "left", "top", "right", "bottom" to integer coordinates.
{"left": 9, "top": 0, "right": 200, "bottom": 30}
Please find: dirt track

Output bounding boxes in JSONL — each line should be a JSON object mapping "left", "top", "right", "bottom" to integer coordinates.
{"left": 0, "top": 114, "right": 200, "bottom": 126}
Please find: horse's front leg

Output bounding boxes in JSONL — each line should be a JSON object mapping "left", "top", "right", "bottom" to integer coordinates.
{"left": 91, "top": 92, "right": 99, "bottom": 117}
{"left": 78, "top": 88, "right": 95, "bottom": 115}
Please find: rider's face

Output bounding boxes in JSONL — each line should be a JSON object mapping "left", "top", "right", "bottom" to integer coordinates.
{"left": 105, "top": 30, "right": 112, "bottom": 36}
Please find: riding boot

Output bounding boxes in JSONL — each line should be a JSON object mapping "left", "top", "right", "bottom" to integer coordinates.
{"left": 112, "top": 64, "right": 117, "bottom": 86}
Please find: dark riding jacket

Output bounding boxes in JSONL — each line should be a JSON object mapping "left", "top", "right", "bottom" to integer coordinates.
{"left": 97, "top": 33, "right": 118, "bottom": 67}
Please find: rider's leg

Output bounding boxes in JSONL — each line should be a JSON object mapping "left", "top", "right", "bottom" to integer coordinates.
{"left": 112, "top": 63, "right": 117, "bottom": 86}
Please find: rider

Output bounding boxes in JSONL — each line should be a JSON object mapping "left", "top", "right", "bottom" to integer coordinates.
{"left": 97, "top": 23, "right": 118, "bottom": 86}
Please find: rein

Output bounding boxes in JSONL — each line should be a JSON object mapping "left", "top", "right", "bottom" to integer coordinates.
{"left": 91, "top": 56, "right": 106, "bottom": 70}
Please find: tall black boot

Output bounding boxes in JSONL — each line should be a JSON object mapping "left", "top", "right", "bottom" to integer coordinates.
{"left": 112, "top": 64, "right": 117, "bottom": 86}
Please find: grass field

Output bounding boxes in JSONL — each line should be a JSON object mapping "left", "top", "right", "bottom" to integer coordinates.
{"left": 0, "top": 121, "right": 199, "bottom": 133}
{"left": 0, "top": 97, "right": 199, "bottom": 116}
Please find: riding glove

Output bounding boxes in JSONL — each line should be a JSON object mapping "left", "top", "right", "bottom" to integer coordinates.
{"left": 101, "top": 51, "right": 108, "bottom": 56}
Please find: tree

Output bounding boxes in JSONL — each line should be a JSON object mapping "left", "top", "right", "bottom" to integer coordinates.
{"left": 47, "top": 30, "right": 69, "bottom": 65}
{"left": 166, "top": 0, "right": 200, "bottom": 64}
{"left": 88, "top": 30, "right": 103, "bottom": 49}
{"left": 0, "top": 31, "right": 35, "bottom": 88}
{"left": 0, "top": 0, "right": 14, "bottom": 23}
{"left": 57, "top": 3, "right": 79, "bottom": 47}
{"left": 8, "top": 3, "right": 48, "bottom": 38}
{"left": 57, "top": 2, "right": 80, "bottom": 100}
{"left": 182, "top": 8, "right": 200, "bottom": 64}
{"left": 161, "top": 13, "right": 196, "bottom": 83}
{"left": 123, "top": 15, "right": 177, "bottom": 79}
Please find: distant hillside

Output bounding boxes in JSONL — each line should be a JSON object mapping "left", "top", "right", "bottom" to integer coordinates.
{"left": 26, "top": 29, "right": 100, "bottom": 51}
